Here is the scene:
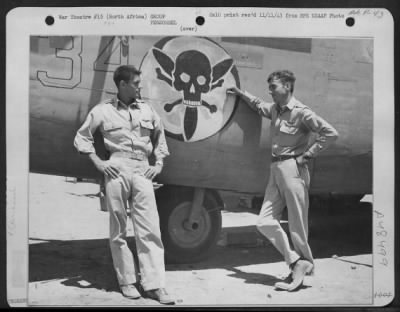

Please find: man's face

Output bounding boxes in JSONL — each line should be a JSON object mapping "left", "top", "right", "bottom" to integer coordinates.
{"left": 268, "top": 78, "right": 291, "bottom": 105}
{"left": 121, "top": 74, "right": 141, "bottom": 100}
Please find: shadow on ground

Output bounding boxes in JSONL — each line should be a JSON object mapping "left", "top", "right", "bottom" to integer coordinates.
{"left": 29, "top": 202, "right": 372, "bottom": 293}
{"left": 308, "top": 201, "right": 372, "bottom": 260}
{"left": 29, "top": 238, "right": 119, "bottom": 293}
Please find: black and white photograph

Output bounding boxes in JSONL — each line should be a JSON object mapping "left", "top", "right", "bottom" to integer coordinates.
{"left": 6, "top": 7, "right": 394, "bottom": 307}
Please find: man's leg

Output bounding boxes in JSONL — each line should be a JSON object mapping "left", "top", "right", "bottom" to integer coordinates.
{"left": 256, "top": 165, "right": 300, "bottom": 266}
{"left": 130, "top": 172, "right": 174, "bottom": 304}
{"left": 279, "top": 159, "right": 313, "bottom": 264}
{"left": 275, "top": 159, "right": 313, "bottom": 291}
{"left": 105, "top": 173, "right": 138, "bottom": 287}
{"left": 130, "top": 173, "right": 166, "bottom": 291}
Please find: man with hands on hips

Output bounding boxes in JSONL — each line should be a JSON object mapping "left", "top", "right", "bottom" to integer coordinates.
{"left": 74, "top": 65, "right": 174, "bottom": 304}
{"left": 227, "top": 70, "right": 338, "bottom": 291}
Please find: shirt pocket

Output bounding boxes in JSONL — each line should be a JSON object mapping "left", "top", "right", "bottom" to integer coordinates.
{"left": 139, "top": 119, "right": 154, "bottom": 137}
{"left": 102, "top": 123, "right": 125, "bottom": 143}
{"left": 103, "top": 122, "right": 123, "bottom": 132}
{"left": 279, "top": 120, "right": 299, "bottom": 135}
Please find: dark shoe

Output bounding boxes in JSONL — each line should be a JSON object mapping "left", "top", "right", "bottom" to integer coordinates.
{"left": 120, "top": 284, "right": 141, "bottom": 299}
{"left": 144, "top": 288, "right": 175, "bottom": 305}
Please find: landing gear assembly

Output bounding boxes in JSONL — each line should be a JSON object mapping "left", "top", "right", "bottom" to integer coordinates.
{"left": 156, "top": 186, "right": 223, "bottom": 264}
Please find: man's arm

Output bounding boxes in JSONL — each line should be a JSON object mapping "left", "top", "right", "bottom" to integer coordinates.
{"left": 227, "top": 86, "right": 273, "bottom": 119}
{"left": 88, "top": 152, "right": 120, "bottom": 179}
{"left": 144, "top": 108, "right": 170, "bottom": 180}
{"left": 74, "top": 106, "right": 120, "bottom": 179}
{"left": 296, "top": 109, "right": 339, "bottom": 165}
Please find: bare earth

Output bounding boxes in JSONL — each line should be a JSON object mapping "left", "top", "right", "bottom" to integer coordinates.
{"left": 28, "top": 173, "right": 373, "bottom": 307}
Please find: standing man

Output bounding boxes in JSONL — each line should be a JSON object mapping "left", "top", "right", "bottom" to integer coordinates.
{"left": 74, "top": 65, "right": 174, "bottom": 304}
{"left": 227, "top": 70, "right": 338, "bottom": 291}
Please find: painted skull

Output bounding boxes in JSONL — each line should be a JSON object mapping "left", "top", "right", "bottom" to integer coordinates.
{"left": 173, "top": 50, "right": 211, "bottom": 105}
{"left": 140, "top": 37, "right": 239, "bottom": 142}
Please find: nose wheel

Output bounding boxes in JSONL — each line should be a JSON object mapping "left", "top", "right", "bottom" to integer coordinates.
{"left": 156, "top": 186, "right": 222, "bottom": 263}
{"left": 168, "top": 201, "right": 212, "bottom": 249}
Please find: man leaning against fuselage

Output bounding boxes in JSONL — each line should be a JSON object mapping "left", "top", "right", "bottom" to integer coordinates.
{"left": 227, "top": 70, "right": 338, "bottom": 291}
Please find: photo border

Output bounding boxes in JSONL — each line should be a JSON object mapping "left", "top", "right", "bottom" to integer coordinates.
{"left": 4, "top": 2, "right": 398, "bottom": 308}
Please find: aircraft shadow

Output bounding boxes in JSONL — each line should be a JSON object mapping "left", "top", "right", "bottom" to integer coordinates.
{"left": 167, "top": 201, "right": 372, "bottom": 270}
{"left": 307, "top": 201, "right": 372, "bottom": 260}
{"left": 29, "top": 202, "right": 372, "bottom": 293}
{"left": 29, "top": 238, "right": 120, "bottom": 293}
{"left": 29, "top": 237, "right": 284, "bottom": 293}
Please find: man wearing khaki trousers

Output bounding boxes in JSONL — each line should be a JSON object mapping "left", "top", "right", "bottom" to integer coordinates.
{"left": 228, "top": 70, "right": 338, "bottom": 291}
{"left": 74, "top": 65, "right": 174, "bottom": 304}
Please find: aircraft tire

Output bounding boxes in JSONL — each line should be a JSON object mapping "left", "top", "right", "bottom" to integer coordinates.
{"left": 156, "top": 187, "right": 222, "bottom": 264}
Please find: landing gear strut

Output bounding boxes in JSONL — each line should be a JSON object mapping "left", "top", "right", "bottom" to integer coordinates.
{"left": 156, "top": 186, "right": 223, "bottom": 264}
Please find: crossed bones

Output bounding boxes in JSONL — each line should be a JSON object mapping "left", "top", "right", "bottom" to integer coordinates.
{"left": 155, "top": 68, "right": 220, "bottom": 114}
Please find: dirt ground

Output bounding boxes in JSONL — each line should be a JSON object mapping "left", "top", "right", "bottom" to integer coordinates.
{"left": 27, "top": 173, "right": 373, "bottom": 307}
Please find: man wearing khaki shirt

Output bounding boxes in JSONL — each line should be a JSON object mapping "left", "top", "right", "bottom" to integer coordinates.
{"left": 228, "top": 70, "right": 338, "bottom": 291}
{"left": 74, "top": 65, "right": 174, "bottom": 304}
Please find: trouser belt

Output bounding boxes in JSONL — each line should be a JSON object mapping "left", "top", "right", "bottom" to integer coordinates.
{"left": 111, "top": 151, "right": 147, "bottom": 161}
{"left": 271, "top": 155, "right": 299, "bottom": 163}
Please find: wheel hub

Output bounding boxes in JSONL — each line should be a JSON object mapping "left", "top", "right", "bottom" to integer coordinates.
{"left": 183, "top": 219, "right": 200, "bottom": 231}
{"left": 168, "top": 201, "right": 211, "bottom": 248}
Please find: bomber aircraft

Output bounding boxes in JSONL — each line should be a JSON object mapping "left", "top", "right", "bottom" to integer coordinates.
{"left": 29, "top": 35, "right": 373, "bottom": 263}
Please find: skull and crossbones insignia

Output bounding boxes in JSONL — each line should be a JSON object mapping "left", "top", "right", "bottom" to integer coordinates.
{"left": 139, "top": 37, "right": 240, "bottom": 142}
{"left": 152, "top": 47, "right": 234, "bottom": 140}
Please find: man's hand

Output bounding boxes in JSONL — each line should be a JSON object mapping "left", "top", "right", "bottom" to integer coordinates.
{"left": 88, "top": 153, "right": 120, "bottom": 179}
{"left": 296, "top": 154, "right": 310, "bottom": 166}
{"left": 226, "top": 86, "right": 242, "bottom": 96}
{"left": 144, "top": 164, "right": 162, "bottom": 180}
{"left": 97, "top": 161, "right": 120, "bottom": 179}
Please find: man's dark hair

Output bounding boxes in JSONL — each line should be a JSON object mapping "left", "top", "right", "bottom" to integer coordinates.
{"left": 113, "top": 65, "right": 142, "bottom": 88}
{"left": 267, "top": 70, "right": 296, "bottom": 93}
